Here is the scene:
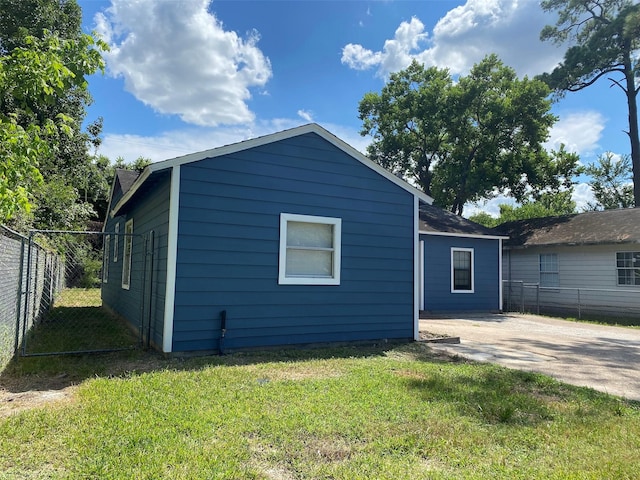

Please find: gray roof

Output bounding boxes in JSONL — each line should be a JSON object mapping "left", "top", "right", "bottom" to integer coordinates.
{"left": 419, "top": 203, "right": 503, "bottom": 237}
{"left": 115, "top": 169, "right": 140, "bottom": 196}
{"left": 495, "top": 208, "right": 640, "bottom": 248}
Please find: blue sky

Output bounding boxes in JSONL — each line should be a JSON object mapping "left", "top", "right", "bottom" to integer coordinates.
{"left": 77, "top": 0, "right": 631, "bottom": 215}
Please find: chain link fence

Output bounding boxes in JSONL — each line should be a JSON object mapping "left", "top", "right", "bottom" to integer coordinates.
{"left": 503, "top": 280, "right": 640, "bottom": 320}
{"left": 0, "top": 226, "right": 144, "bottom": 363}
{"left": 0, "top": 226, "right": 30, "bottom": 369}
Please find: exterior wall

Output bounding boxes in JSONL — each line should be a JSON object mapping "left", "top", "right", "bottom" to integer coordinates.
{"left": 101, "top": 172, "right": 171, "bottom": 347}
{"left": 503, "top": 244, "right": 640, "bottom": 316}
{"left": 172, "top": 132, "right": 416, "bottom": 352}
{"left": 422, "top": 234, "right": 501, "bottom": 311}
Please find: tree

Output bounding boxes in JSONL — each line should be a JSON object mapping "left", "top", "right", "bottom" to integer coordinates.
{"left": 359, "top": 56, "right": 575, "bottom": 215}
{"left": 0, "top": 31, "right": 105, "bottom": 224}
{"left": 0, "top": 0, "right": 108, "bottom": 229}
{"left": 469, "top": 191, "right": 577, "bottom": 227}
{"left": 584, "top": 152, "right": 635, "bottom": 209}
{"left": 539, "top": 0, "right": 640, "bottom": 206}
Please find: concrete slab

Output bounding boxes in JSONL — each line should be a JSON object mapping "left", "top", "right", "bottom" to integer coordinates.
{"left": 420, "top": 313, "right": 640, "bottom": 401}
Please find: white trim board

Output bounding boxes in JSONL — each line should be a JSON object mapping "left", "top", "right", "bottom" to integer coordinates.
{"left": 413, "top": 197, "right": 420, "bottom": 341}
{"left": 162, "top": 165, "right": 181, "bottom": 353}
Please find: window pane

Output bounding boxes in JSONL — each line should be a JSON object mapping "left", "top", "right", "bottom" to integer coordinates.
{"left": 287, "top": 222, "right": 333, "bottom": 248}
{"left": 540, "top": 254, "right": 558, "bottom": 273}
{"left": 540, "top": 273, "right": 559, "bottom": 287}
{"left": 286, "top": 249, "right": 332, "bottom": 277}
{"left": 453, "top": 250, "right": 472, "bottom": 290}
{"left": 617, "top": 252, "right": 631, "bottom": 268}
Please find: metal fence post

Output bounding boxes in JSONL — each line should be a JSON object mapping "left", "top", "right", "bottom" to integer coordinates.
{"left": 577, "top": 288, "right": 581, "bottom": 319}
{"left": 13, "top": 236, "right": 26, "bottom": 356}
{"left": 536, "top": 284, "right": 540, "bottom": 315}
{"left": 520, "top": 281, "right": 524, "bottom": 313}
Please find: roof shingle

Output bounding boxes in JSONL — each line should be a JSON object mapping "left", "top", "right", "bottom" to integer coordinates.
{"left": 495, "top": 208, "right": 640, "bottom": 248}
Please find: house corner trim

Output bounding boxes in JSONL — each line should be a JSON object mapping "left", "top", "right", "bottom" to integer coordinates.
{"left": 163, "top": 165, "right": 181, "bottom": 353}
{"left": 413, "top": 196, "right": 420, "bottom": 341}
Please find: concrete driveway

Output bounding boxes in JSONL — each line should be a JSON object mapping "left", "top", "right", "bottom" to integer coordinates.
{"left": 420, "top": 313, "right": 640, "bottom": 401}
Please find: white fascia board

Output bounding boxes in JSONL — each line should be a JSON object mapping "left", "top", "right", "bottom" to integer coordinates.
{"left": 419, "top": 230, "right": 509, "bottom": 240}
{"left": 111, "top": 124, "right": 434, "bottom": 216}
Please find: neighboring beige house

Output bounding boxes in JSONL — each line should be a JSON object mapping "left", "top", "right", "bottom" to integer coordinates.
{"left": 495, "top": 208, "right": 640, "bottom": 318}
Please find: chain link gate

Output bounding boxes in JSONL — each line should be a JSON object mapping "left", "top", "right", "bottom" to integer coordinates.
{"left": 17, "top": 230, "right": 151, "bottom": 356}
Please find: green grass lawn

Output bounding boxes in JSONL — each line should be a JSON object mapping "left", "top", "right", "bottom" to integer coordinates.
{"left": 21, "top": 288, "right": 138, "bottom": 355}
{"left": 1, "top": 343, "right": 639, "bottom": 479}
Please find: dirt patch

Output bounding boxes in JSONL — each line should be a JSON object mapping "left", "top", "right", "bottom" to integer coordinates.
{"left": 0, "top": 385, "right": 77, "bottom": 418}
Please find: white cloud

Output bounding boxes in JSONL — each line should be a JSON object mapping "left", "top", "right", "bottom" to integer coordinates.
{"left": 546, "top": 111, "right": 605, "bottom": 156}
{"left": 297, "top": 110, "right": 314, "bottom": 122}
{"left": 572, "top": 182, "right": 596, "bottom": 211}
{"left": 95, "top": 0, "right": 272, "bottom": 127}
{"left": 342, "top": 0, "right": 563, "bottom": 78}
{"left": 342, "top": 17, "right": 427, "bottom": 76}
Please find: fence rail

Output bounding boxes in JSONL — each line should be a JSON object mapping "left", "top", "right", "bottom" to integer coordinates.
{"left": 503, "top": 280, "right": 640, "bottom": 319}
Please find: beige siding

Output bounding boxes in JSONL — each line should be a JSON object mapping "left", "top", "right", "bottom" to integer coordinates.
{"left": 503, "top": 244, "right": 640, "bottom": 317}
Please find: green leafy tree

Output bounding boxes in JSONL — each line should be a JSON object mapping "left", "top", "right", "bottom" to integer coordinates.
{"left": 359, "top": 56, "right": 574, "bottom": 215}
{"left": 469, "top": 191, "right": 577, "bottom": 227}
{"left": 0, "top": 31, "right": 105, "bottom": 224}
{"left": 584, "top": 152, "right": 635, "bottom": 209}
{"left": 0, "top": 0, "right": 107, "bottom": 229}
{"left": 539, "top": 0, "right": 640, "bottom": 206}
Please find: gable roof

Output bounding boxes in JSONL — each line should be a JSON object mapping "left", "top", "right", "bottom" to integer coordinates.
{"left": 110, "top": 123, "right": 434, "bottom": 217}
{"left": 103, "top": 169, "right": 142, "bottom": 226}
{"left": 496, "top": 208, "right": 640, "bottom": 248}
{"left": 115, "top": 169, "right": 140, "bottom": 196}
{"left": 419, "top": 203, "right": 506, "bottom": 239}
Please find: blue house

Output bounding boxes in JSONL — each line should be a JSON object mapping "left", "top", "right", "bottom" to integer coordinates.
{"left": 102, "top": 124, "right": 503, "bottom": 354}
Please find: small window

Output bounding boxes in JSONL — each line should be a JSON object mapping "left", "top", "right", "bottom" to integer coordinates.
{"left": 102, "top": 235, "right": 110, "bottom": 283}
{"left": 451, "top": 248, "right": 474, "bottom": 293}
{"left": 114, "top": 222, "right": 119, "bottom": 262}
{"left": 616, "top": 251, "right": 640, "bottom": 286}
{"left": 540, "top": 253, "right": 559, "bottom": 287}
{"left": 278, "top": 213, "right": 341, "bottom": 285}
{"left": 122, "top": 219, "right": 134, "bottom": 290}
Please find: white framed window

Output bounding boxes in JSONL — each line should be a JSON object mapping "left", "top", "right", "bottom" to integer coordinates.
{"left": 113, "top": 222, "right": 119, "bottom": 262}
{"left": 122, "top": 219, "right": 134, "bottom": 290}
{"left": 616, "top": 251, "right": 640, "bottom": 286}
{"left": 278, "top": 213, "right": 341, "bottom": 285}
{"left": 539, "top": 253, "right": 559, "bottom": 287}
{"left": 102, "top": 235, "right": 110, "bottom": 283}
{"left": 451, "top": 248, "right": 474, "bottom": 293}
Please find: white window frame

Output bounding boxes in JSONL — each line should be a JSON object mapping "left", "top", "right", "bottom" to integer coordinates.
{"left": 113, "top": 222, "right": 119, "bottom": 262}
{"left": 539, "top": 253, "right": 559, "bottom": 287}
{"left": 451, "top": 247, "right": 474, "bottom": 293}
{"left": 616, "top": 251, "right": 640, "bottom": 286}
{"left": 278, "top": 213, "right": 341, "bottom": 285}
{"left": 102, "top": 235, "right": 110, "bottom": 283}
{"left": 122, "top": 219, "right": 134, "bottom": 290}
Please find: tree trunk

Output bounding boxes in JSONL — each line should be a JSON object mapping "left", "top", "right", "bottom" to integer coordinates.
{"left": 624, "top": 47, "right": 640, "bottom": 207}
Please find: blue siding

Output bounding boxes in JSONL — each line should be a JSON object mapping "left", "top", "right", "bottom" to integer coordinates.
{"left": 422, "top": 234, "right": 500, "bottom": 311}
{"left": 172, "top": 132, "right": 416, "bottom": 352}
{"left": 102, "top": 172, "right": 171, "bottom": 348}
